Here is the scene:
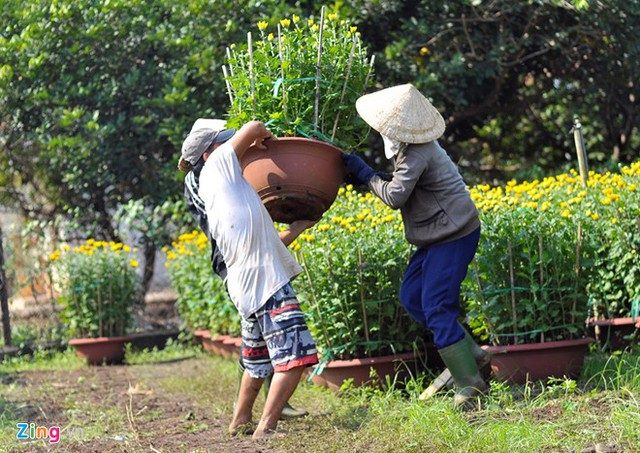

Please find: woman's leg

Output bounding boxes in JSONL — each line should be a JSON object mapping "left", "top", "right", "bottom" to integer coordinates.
{"left": 421, "top": 228, "right": 480, "bottom": 349}
{"left": 399, "top": 247, "right": 428, "bottom": 326}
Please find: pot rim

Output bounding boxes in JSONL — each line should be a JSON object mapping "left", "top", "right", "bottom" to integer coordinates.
{"left": 255, "top": 136, "right": 345, "bottom": 154}
{"left": 315, "top": 351, "right": 418, "bottom": 368}
{"left": 586, "top": 317, "right": 640, "bottom": 327}
{"left": 482, "top": 337, "right": 595, "bottom": 354}
{"left": 69, "top": 336, "right": 132, "bottom": 345}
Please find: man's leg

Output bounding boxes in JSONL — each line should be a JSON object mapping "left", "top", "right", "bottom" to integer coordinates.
{"left": 253, "top": 366, "right": 306, "bottom": 438}
{"left": 263, "top": 373, "right": 309, "bottom": 419}
{"left": 229, "top": 370, "right": 264, "bottom": 435}
{"left": 251, "top": 283, "right": 318, "bottom": 438}
{"left": 231, "top": 316, "right": 272, "bottom": 435}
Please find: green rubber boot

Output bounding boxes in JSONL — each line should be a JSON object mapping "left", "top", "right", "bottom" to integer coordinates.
{"left": 437, "top": 336, "right": 488, "bottom": 409}
{"left": 263, "top": 373, "right": 309, "bottom": 420}
{"left": 420, "top": 325, "right": 490, "bottom": 401}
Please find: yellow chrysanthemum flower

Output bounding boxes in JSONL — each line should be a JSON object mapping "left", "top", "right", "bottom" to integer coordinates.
{"left": 257, "top": 21, "right": 268, "bottom": 31}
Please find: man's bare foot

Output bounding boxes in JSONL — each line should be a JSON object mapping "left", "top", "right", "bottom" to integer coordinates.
{"left": 252, "top": 427, "right": 287, "bottom": 440}
{"left": 229, "top": 420, "right": 255, "bottom": 436}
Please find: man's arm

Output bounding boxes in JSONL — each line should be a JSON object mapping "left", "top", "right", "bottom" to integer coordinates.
{"left": 279, "top": 219, "right": 320, "bottom": 247}
{"left": 229, "top": 120, "right": 273, "bottom": 160}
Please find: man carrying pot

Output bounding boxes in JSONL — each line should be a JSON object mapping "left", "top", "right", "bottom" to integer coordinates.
{"left": 341, "top": 84, "right": 490, "bottom": 409}
{"left": 179, "top": 119, "right": 316, "bottom": 437}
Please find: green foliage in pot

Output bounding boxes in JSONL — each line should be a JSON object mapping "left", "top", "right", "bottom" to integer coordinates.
{"left": 290, "top": 185, "right": 423, "bottom": 360}
{"left": 50, "top": 239, "right": 140, "bottom": 338}
{"left": 164, "top": 231, "right": 240, "bottom": 337}
{"left": 223, "top": 8, "right": 374, "bottom": 152}
{"left": 464, "top": 162, "right": 640, "bottom": 345}
{"left": 585, "top": 163, "right": 640, "bottom": 320}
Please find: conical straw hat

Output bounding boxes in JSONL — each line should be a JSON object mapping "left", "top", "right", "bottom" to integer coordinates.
{"left": 356, "top": 84, "right": 445, "bottom": 144}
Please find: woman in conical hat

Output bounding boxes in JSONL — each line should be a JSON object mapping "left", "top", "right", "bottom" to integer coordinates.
{"left": 342, "top": 84, "right": 489, "bottom": 408}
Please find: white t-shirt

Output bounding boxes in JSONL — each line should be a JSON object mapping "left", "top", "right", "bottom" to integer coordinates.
{"left": 198, "top": 142, "right": 302, "bottom": 318}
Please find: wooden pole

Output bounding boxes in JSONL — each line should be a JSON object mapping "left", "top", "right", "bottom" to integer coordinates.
{"left": 331, "top": 37, "right": 357, "bottom": 141}
{"left": 222, "top": 65, "right": 234, "bottom": 105}
{"left": 247, "top": 32, "right": 256, "bottom": 113}
{"left": 314, "top": 6, "right": 326, "bottom": 132}
{"left": 572, "top": 222, "right": 582, "bottom": 326}
{"left": 363, "top": 55, "right": 375, "bottom": 94}
{"left": 277, "top": 24, "right": 287, "bottom": 120}
{"left": 572, "top": 115, "right": 589, "bottom": 187}
{"left": 508, "top": 238, "right": 518, "bottom": 342}
{"left": 357, "top": 248, "right": 371, "bottom": 357}
{"left": 0, "top": 226, "right": 12, "bottom": 347}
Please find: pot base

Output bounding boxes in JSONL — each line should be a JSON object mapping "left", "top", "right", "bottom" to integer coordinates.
{"left": 258, "top": 184, "right": 329, "bottom": 223}
{"left": 241, "top": 137, "right": 346, "bottom": 224}
{"left": 69, "top": 336, "right": 131, "bottom": 366}
{"left": 484, "top": 337, "right": 594, "bottom": 384}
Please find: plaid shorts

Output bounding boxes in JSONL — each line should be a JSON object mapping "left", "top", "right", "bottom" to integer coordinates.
{"left": 240, "top": 283, "right": 318, "bottom": 378}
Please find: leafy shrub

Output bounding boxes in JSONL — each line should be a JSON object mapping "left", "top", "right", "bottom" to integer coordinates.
{"left": 224, "top": 9, "right": 374, "bottom": 152}
{"left": 164, "top": 231, "right": 240, "bottom": 337}
{"left": 464, "top": 162, "right": 640, "bottom": 345}
{"left": 50, "top": 239, "right": 140, "bottom": 338}
{"left": 291, "top": 185, "right": 423, "bottom": 360}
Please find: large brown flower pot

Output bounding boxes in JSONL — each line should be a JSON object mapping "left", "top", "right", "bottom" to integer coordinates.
{"left": 483, "top": 337, "right": 595, "bottom": 385}
{"left": 192, "top": 329, "right": 209, "bottom": 346}
{"left": 199, "top": 332, "right": 225, "bottom": 355}
{"left": 309, "top": 352, "right": 422, "bottom": 393}
{"left": 241, "top": 137, "right": 346, "bottom": 224}
{"left": 586, "top": 317, "right": 640, "bottom": 351}
{"left": 221, "top": 336, "right": 242, "bottom": 359}
{"left": 69, "top": 337, "right": 131, "bottom": 366}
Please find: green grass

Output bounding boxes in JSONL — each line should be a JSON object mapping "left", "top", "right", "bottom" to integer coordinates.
{"left": 1, "top": 343, "right": 639, "bottom": 452}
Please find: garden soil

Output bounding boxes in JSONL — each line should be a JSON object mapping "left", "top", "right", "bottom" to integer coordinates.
{"left": 3, "top": 358, "right": 274, "bottom": 452}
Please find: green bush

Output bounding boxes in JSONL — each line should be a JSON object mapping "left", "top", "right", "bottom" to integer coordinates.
{"left": 224, "top": 9, "right": 374, "bottom": 152}
{"left": 50, "top": 239, "right": 140, "bottom": 338}
{"left": 464, "top": 162, "right": 640, "bottom": 345}
{"left": 291, "top": 185, "right": 423, "bottom": 360}
{"left": 164, "top": 231, "right": 240, "bottom": 337}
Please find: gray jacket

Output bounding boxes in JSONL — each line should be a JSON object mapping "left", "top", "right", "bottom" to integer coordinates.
{"left": 369, "top": 141, "right": 479, "bottom": 247}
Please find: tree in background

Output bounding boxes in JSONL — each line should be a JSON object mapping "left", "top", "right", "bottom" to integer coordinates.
{"left": 335, "top": 0, "right": 639, "bottom": 182}
{"left": 1, "top": 0, "right": 638, "bottom": 295}
{"left": 0, "top": 0, "right": 284, "bottom": 292}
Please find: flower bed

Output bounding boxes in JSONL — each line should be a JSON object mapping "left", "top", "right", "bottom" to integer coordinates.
{"left": 165, "top": 162, "right": 640, "bottom": 358}
{"left": 464, "top": 162, "right": 640, "bottom": 345}
{"left": 163, "top": 232, "right": 240, "bottom": 337}
{"left": 289, "top": 185, "right": 424, "bottom": 360}
{"left": 50, "top": 239, "right": 140, "bottom": 339}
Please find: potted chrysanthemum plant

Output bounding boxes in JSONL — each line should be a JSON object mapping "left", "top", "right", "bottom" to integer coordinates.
{"left": 222, "top": 7, "right": 375, "bottom": 223}
{"left": 50, "top": 239, "right": 140, "bottom": 365}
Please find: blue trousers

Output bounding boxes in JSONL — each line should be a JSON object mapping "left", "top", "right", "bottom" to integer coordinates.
{"left": 399, "top": 228, "right": 480, "bottom": 349}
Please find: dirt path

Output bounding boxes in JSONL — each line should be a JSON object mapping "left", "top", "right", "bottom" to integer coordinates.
{"left": 4, "top": 357, "right": 271, "bottom": 452}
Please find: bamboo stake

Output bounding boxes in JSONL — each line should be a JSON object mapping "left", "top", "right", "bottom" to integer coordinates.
{"left": 357, "top": 248, "right": 371, "bottom": 357}
{"left": 277, "top": 24, "right": 287, "bottom": 120}
{"left": 331, "top": 37, "right": 357, "bottom": 141}
{"left": 97, "top": 285, "right": 103, "bottom": 338}
{"left": 538, "top": 235, "right": 544, "bottom": 290}
{"left": 222, "top": 65, "right": 234, "bottom": 104}
{"left": 247, "top": 32, "right": 256, "bottom": 113}
{"left": 472, "top": 258, "right": 499, "bottom": 346}
{"left": 572, "top": 221, "right": 582, "bottom": 325}
{"left": 226, "top": 47, "right": 234, "bottom": 76}
{"left": 314, "top": 6, "right": 326, "bottom": 132}
{"left": 538, "top": 235, "right": 545, "bottom": 343}
{"left": 299, "top": 251, "right": 332, "bottom": 351}
{"left": 508, "top": 239, "right": 518, "bottom": 341}
{"left": 363, "top": 55, "right": 375, "bottom": 94}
